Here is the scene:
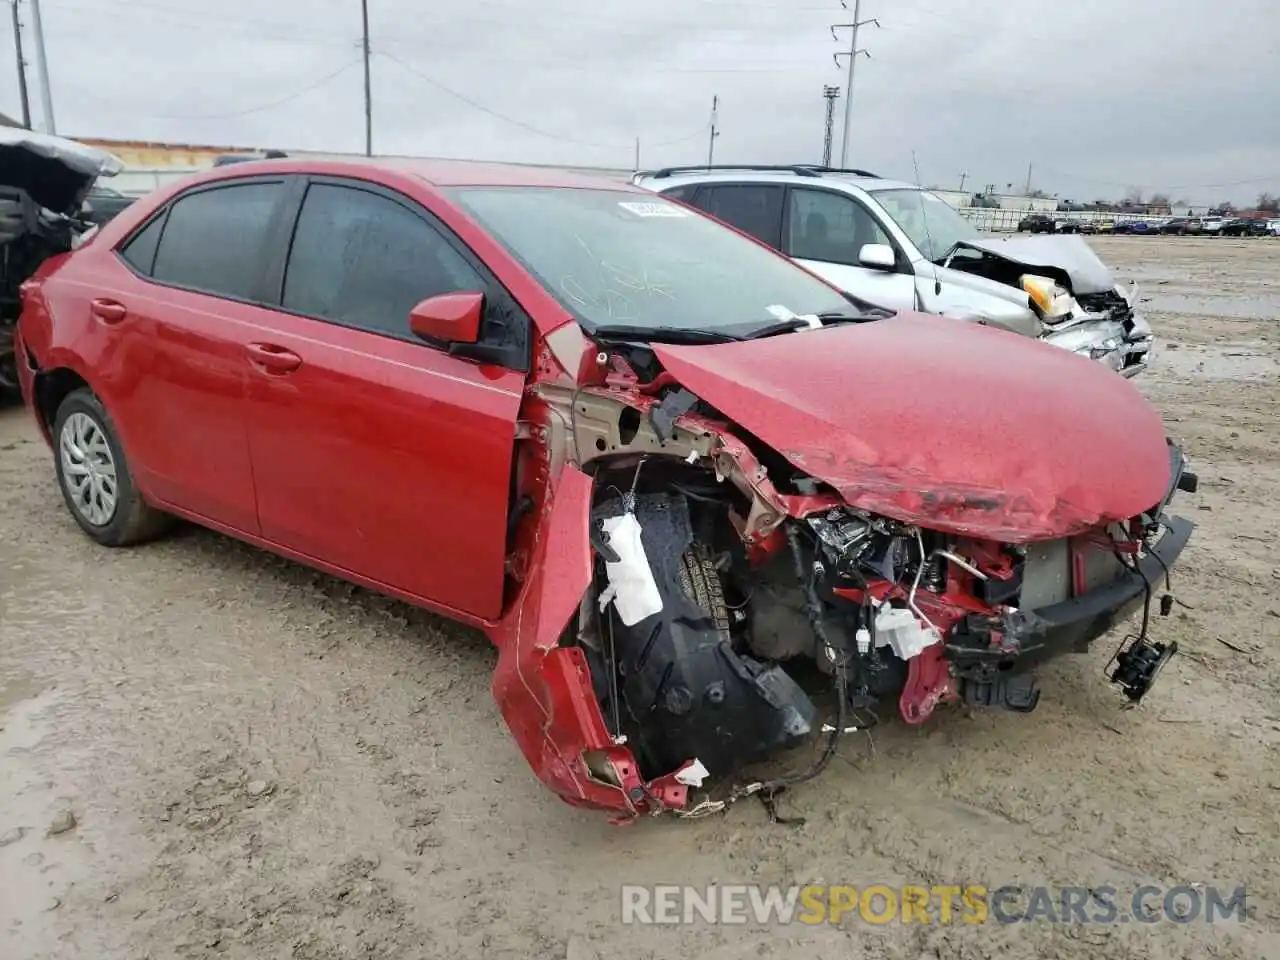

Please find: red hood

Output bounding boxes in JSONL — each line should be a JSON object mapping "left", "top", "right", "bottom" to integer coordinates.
{"left": 654, "top": 312, "right": 1172, "bottom": 542}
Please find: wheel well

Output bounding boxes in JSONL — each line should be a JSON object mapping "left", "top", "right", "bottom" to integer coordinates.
{"left": 34, "top": 367, "right": 89, "bottom": 429}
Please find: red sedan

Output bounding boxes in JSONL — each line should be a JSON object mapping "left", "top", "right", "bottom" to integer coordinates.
{"left": 15, "top": 158, "right": 1196, "bottom": 820}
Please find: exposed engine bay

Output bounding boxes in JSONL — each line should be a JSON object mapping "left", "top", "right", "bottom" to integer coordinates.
{"left": 1, "top": 130, "right": 120, "bottom": 398}
{"left": 540, "top": 334, "right": 1197, "bottom": 817}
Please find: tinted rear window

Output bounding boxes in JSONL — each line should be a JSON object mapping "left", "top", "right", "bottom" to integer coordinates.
{"left": 694, "top": 184, "right": 784, "bottom": 247}
{"left": 151, "top": 182, "right": 282, "bottom": 300}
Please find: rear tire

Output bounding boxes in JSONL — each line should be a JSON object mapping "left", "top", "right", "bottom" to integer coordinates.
{"left": 52, "top": 388, "right": 171, "bottom": 546}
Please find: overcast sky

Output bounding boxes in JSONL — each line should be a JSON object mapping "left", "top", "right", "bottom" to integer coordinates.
{"left": 3, "top": 0, "right": 1277, "bottom": 204}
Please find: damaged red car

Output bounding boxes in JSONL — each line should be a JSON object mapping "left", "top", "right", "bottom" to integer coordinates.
{"left": 15, "top": 159, "right": 1198, "bottom": 819}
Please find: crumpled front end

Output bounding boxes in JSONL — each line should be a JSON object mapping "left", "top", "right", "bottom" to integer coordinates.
{"left": 1041, "top": 281, "right": 1153, "bottom": 378}
{"left": 943, "top": 236, "right": 1155, "bottom": 377}
{"left": 490, "top": 326, "right": 1195, "bottom": 819}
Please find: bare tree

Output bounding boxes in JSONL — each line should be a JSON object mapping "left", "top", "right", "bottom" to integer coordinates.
{"left": 1258, "top": 192, "right": 1279, "bottom": 213}
{"left": 1124, "top": 186, "right": 1144, "bottom": 204}
{"left": 1149, "top": 193, "right": 1171, "bottom": 206}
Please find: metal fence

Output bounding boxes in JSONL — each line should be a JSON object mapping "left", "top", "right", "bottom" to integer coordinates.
{"left": 955, "top": 207, "right": 1168, "bottom": 234}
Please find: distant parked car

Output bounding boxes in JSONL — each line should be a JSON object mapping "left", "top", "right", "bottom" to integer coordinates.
{"left": 1096, "top": 219, "right": 1116, "bottom": 234}
{"left": 1268, "top": 219, "right": 1280, "bottom": 236}
{"left": 1122, "top": 220, "right": 1157, "bottom": 235}
{"left": 1200, "top": 216, "right": 1226, "bottom": 236}
{"left": 1054, "top": 217, "right": 1079, "bottom": 234}
{"left": 1017, "top": 213, "right": 1055, "bottom": 233}
{"left": 1220, "top": 217, "right": 1271, "bottom": 237}
{"left": 82, "top": 185, "right": 137, "bottom": 227}
{"left": 1159, "top": 217, "right": 1198, "bottom": 235}
{"left": 211, "top": 150, "right": 288, "bottom": 167}
{"left": 1076, "top": 220, "right": 1097, "bottom": 235}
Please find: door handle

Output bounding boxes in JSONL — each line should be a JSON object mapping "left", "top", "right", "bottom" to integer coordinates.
{"left": 90, "top": 298, "right": 127, "bottom": 324}
{"left": 245, "top": 342, "right": 302, "bottom": 374}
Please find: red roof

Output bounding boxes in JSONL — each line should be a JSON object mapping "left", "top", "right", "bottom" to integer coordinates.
{"left": 194, "top": 155, "right": 638, "bottom": 190}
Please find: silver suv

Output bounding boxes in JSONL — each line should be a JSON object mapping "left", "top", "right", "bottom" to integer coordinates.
{"left": 632, "top": 165, "right": 1153, "bottom": 377}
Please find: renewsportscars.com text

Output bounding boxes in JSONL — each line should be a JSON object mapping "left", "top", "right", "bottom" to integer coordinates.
{"left": 620, "top": 884, "right": 1248, "bottom": 926}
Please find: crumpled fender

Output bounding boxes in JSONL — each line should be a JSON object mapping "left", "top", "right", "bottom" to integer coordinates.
{"left": 489, "top": 464, "right": 646, "bottom": 815}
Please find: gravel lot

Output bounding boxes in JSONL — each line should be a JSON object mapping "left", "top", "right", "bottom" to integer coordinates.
{"left": 2, "top": 236, "right": 1278, "bottom": 960}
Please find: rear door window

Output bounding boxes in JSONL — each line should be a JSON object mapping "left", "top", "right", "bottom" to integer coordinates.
{"left": 691, "top": 184, "right": 784, "bottom": 247}
{"left": 281, "top": 182, "right": 486, "bottom": 340}
{"left": 150, "top": 181, "right": 282, "bottom": 300}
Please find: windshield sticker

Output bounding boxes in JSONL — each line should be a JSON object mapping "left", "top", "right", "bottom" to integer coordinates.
{"left": 617, "top": 201, "right": 690, "bottom": 218}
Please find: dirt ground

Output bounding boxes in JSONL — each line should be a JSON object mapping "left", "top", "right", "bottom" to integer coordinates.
{"left": 2, "top": 236, "right": 1278, "bottom": 960}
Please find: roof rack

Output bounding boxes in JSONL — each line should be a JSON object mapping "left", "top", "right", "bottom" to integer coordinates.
{"left": 800, "top": 165, "right": 881, "bottom": 178}
{"left": 643, "top": 163, "right": 879, "bottom": 179}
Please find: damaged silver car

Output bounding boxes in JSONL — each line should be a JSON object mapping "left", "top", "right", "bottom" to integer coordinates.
{"left": 633, "top": 165, "right": 1153, "bottom": 377}
{"left": 0, "top": 128, "right": 122, "bottom": 400}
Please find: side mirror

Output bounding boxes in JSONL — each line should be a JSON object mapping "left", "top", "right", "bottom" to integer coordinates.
{"left": 858, "top": 243, "right": 896, "bottom": 271}
{"left": 409, "top": 291, "right": 484, "bottom": 345}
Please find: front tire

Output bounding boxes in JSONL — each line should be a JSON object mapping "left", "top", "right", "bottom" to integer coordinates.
{"left": 52, "top": 388, "right": 170, "bottom": 546}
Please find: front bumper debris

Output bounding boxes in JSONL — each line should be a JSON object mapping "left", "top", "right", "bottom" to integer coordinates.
{"left": 949, "top": 514, "right": 1193, "bottom": 675}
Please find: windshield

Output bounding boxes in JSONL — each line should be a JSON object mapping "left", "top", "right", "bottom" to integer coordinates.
{"left": 868, "top": 187, "right": 980, "bottom": 262}
{"left": 447, "top": 186, "right": 853, "bottom": 336}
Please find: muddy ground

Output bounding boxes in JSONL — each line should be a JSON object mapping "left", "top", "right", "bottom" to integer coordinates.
{"left": 2, "top": 236, "right": 1278, "bottom": 959}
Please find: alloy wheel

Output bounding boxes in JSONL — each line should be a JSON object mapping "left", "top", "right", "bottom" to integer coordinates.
{"left": 59, "top": 411, "right": 118, "bottom": 526}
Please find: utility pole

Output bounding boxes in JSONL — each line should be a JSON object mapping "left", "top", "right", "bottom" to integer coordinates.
{"left": 360, "top": 0, "right": 372, "bottom": 156}
{"left": 27, "top": 0, "right": 53, "bottom": 133}
{"left": 10, "top": 1, "right": 31, "bottom": 129}
{"left": 821, "top": 85, "right": 839, "bottom": 166}
{"left": 958, "top": 170, "right": 968, "bottom": 191}
{"left": 831, "top": 0, "right": 878, "bottom": 167}
{"left": 706, "top": 95, "right": 719, "bottom": 165}
{"left": 1023, "top": 161, "right": 1033, "bottom": 195}
{"left": 633, "top": 136, "right": 640, "bottom": 173}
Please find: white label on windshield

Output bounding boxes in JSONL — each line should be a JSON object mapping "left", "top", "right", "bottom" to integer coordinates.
{"left": 617, "top": 201, "right": 689, "bottom": 218}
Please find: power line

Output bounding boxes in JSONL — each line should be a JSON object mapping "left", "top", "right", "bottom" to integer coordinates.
{"left": 831, "top": 0, "right": 878, "bottom": 167}
{"left": 150, "top": 59, "right": 362, "bottom": 120}
{"left": 360, "top": 0, "right": 372, "bottom": 156}
{"left": 821, "top": 85, "right": 839, "bottom": 166}
{"left": 10, "top": 0, "right": 32, "bottom": 128}
{"left": 379, "top": 51, "right": 706, "bottom": 151}
{"left": 28, "top": 0, "right": 54, "bottom": 132}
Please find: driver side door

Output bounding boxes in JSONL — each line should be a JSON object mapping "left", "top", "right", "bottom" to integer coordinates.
{"left": 782, "top": 187, "right": 917, "bottom": 310}
{"left": 242, "top": 177, "right": 529, "bottom": 621}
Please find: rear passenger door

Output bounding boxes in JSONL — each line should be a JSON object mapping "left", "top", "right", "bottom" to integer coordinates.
{"left": 242, "top": 177, "right": 527, "bottom": 620}
{"left": 99, "top": 176, "right": 288, "bottom": 534}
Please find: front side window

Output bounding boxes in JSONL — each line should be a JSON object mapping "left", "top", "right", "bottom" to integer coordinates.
{"left": 867, "top": 188, "right": 979, "bottom": 262}
{"left": 787, "top": 188, "right": 892, "bottom": 265}
{"left": 448, "top": 186, "right": 852, "bottom": 336}
{"left": 282, "top": 183, "right": 484, "bottom": 338}
{"left": 150, "top": 181, "right": 282, "bottom": 299}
